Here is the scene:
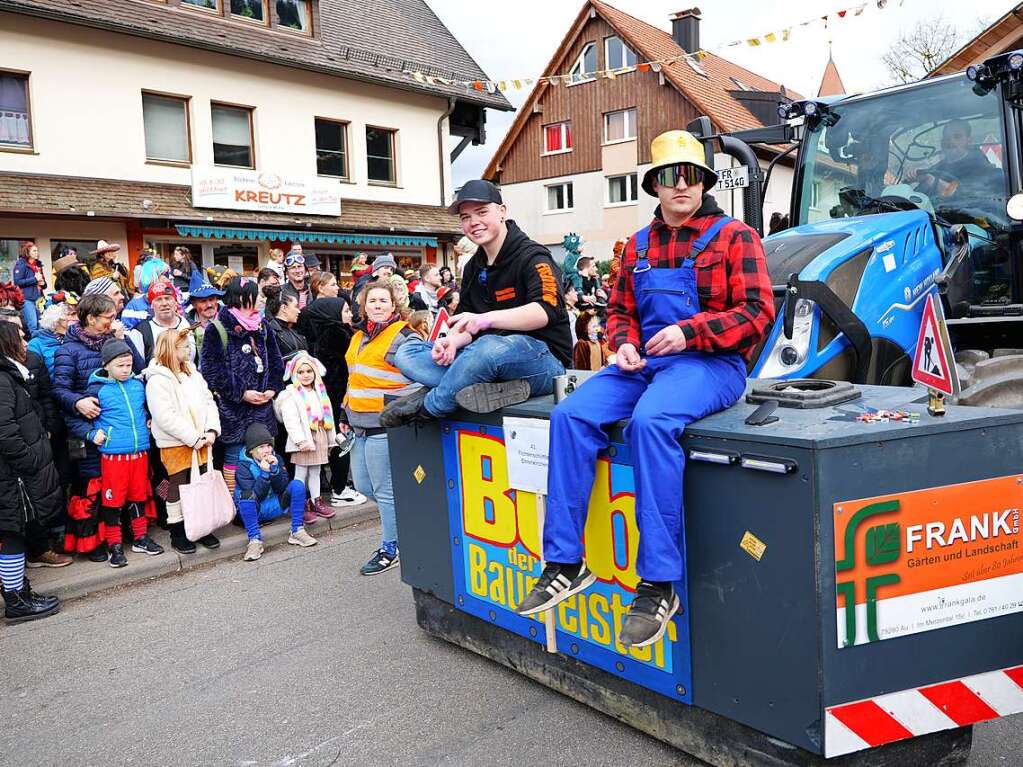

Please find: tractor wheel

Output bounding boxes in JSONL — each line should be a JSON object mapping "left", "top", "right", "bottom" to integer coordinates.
{"left": 953, "top": 350, "right": 1023, "bottom": 408}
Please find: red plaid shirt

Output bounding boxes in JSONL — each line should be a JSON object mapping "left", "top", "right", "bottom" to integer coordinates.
{"left": 607, "top": 211, "right": 774, "bottom": 361}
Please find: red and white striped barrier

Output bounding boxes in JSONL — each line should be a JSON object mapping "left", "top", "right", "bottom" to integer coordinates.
{"left": 825, "top": 665, "right": 1023, "bottom": 757}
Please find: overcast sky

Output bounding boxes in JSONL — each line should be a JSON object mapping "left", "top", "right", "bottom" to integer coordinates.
{"left": 427, "top": 0, "right": 1017, "bottom": 186}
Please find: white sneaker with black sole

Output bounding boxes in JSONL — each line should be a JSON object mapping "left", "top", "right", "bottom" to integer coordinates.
{"left": 515, "top": 562, "right": 596, "bottom": 616}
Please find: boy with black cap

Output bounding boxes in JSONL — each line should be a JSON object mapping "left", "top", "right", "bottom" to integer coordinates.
{"left": 380, "top": 180, "right": 571, "bottom": 426}
{"left": 516, "top": 130, "right": 774, "bottom": 648}
{"left": 234, "top": 423, "right": 316, "bottom": 562}
{"left": 88, "top": 339, "right": 163, "bottom": 567}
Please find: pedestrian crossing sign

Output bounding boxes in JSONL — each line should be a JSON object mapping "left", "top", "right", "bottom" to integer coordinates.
{"left": 911, "top": 293, "right": 959, "bottom": 396}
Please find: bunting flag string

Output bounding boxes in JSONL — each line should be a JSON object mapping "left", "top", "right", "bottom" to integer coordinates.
{"left": 404, "top": 0, "right": 902, "bottom": 92}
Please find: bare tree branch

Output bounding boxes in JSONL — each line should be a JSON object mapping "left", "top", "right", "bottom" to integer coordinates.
{"left": 880, "top": 16, "right": 965, "bottom": 84}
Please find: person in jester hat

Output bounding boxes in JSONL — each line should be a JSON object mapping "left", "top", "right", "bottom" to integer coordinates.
{"left": 516, "top": 130, "right": 774, "bottom": 649}
{"left": 233, "top": 422, "right": 316, "bottom": 562}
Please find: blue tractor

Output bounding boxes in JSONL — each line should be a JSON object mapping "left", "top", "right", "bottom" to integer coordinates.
{"left": 696, "top": 50, "right": 1023, "bottom": 406}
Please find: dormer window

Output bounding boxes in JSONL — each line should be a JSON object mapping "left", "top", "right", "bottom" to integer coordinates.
{"left": 605, "top": 36, "right": 637, "bottom": 71}
{"left": 569, "top": 43, "right": 597, "bottom": 84}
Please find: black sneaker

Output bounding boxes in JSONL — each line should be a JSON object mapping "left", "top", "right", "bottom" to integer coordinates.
{"left": 618, "top": 581, "right": 679, "bottom": 649}
{"left": 379, "top": 388, "right": 432, "bottom": 428}
{"left": 198, "top": 533, "right": 220, "bottom": 550}
{"left": 86, "top": 545, "right": 108, "bottom": 563}
{"left": 360, "top": 547, "right": 399, "bottom": 576}
{"left": 455, "top": 380, "right": 531, "bottom": 414}
{"left": 108, "top": 544, "right": 128, "bottom": 568}
{"left": 515, "top": 562, "right": 596, "bottom": 616}
{"left": 131, "top": 535, "right": 164, "bottom": 556}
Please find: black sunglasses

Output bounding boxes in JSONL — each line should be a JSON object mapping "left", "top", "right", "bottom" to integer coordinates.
{"left": 654, "top": 163, "right": 705, "bottom": 189}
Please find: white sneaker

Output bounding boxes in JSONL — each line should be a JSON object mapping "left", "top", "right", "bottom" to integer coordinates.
{"left": 331, "top": 487, "right": 367, "bottom": 506}
{"left": 243, "top": 538, "right": 264, "bottom": 561}
{"left": 288, "top": 527, "right": 318, "bottom": 547}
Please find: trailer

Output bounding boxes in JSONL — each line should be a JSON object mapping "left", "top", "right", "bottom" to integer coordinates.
{"left": 391, "top": 383, "right": 1023, "bottom": 765}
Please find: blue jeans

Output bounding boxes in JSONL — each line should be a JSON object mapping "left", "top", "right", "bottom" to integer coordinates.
{"left": 394, "top": 334, "right": 565, "bottom": 417}
{"left": 21, "top": 302, "right": 38, "bottom": 339}
{"left": 352, "top": 433, "right": 397, "bottom": 545}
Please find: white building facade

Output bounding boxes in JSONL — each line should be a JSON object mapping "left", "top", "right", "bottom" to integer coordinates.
{"left": 0, "top": 1, "right": 509, "bottom": 278}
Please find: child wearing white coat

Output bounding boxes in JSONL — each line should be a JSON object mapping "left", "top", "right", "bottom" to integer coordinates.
{"left": 275, "top": 352, "right": 337, "bottom": 521}
{"left": 144, "top": 328, "right": 223, "bottom": 554}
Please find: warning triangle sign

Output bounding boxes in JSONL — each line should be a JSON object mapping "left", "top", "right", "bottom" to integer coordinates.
{"left": 912, "top": 294, "right": 960, "bottom": 396}
{"left": 429, "top": 307, "right": 452, "bottom": 343}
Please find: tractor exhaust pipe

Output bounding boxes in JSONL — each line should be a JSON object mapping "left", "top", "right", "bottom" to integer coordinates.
{"left": 687, "top": 117, "right": 765, "bottom": 236}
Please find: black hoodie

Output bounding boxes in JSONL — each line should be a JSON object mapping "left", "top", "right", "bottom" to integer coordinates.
{"left": 459, "top": 220, "right": 572, "bottom": 367}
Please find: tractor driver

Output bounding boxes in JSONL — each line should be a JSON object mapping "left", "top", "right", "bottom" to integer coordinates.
{"left": 515, "top": 130, "right": 775, "bottom": 649}
{"left": 908, "top": 120, "right": 998, "bottom": 201}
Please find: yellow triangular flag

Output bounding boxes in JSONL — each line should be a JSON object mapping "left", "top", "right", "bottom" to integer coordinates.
{"left": 765, "top": 32, "right": 777, "bottom": 43}
{"left": 747, "top": 37, "right": 761, "bottom": 46}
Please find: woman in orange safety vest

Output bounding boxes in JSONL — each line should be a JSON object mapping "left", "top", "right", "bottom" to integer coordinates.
{"left": 341, "top": 279, "right": 422, "bottom": 576}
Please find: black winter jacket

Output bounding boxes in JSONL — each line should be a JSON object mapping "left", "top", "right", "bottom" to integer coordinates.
{"left": 0, "top": 357, "right": 63, "bottom": 536}
{"left": 267, "top": 317, "right": 308, "bottom": 362}
{"left": 316, "top": 321, "right": 352, "bottom": 416}
{"left": 53, "top": 324, "right": 145, "bottom": 478}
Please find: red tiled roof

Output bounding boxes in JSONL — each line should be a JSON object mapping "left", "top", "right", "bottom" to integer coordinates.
{"left": 0, "top": 172, "right": 463, "bottom": 237}
{"left": 593, "top": 0, "right": 802, "bottom": 133}
{"left": 485, "top": 0, "right": 802, "bottom": 177}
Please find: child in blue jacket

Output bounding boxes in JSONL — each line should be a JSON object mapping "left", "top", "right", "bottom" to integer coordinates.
{"left": 88, "top": 339, "right": 163, "bottom": 567}
{"left": 234, "top": 423, "right": 316, "bottom": 562}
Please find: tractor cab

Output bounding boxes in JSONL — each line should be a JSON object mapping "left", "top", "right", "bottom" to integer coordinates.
{"left": 725, "top": 53, "right": 1023, "bottom": 398}
{"left": 792, "top": 72, "right": 1014, "bottom": 313}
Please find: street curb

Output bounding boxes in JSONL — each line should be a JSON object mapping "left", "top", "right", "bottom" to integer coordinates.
{"left": 29, "top": 501, "right": 380, "bottom": 603}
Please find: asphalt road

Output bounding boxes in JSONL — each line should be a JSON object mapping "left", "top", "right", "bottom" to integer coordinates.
{"left": 1, "top": 521, "right": 1018, "bottom": 767}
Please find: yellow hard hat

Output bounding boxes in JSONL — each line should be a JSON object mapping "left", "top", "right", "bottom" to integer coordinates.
{"left": 641, "top": 130, "right": 718, "bottom": 196}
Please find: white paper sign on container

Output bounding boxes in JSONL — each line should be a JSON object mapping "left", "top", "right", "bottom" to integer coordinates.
{"left": 502, "top": 417, "right": 551, "bottom": 494}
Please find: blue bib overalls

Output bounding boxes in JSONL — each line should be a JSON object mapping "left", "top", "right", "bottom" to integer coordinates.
{"left": 544, "top": 218, "right": 748, "bottom": 583}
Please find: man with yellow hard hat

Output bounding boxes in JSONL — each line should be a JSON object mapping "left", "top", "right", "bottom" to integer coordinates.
{"left": 517, "top": 130, "right": 774, "bottom": 648}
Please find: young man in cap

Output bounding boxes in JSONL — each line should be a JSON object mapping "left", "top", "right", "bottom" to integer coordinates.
{"left": 515, "top": 130, "right": 774, "bottom": 648}
{"left": 381, "top": 179, "right": 571, "bottom": 426}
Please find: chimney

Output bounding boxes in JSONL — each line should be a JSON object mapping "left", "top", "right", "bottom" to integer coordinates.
{"left": 671, "top": 8, "right": 701, "bottom": 54}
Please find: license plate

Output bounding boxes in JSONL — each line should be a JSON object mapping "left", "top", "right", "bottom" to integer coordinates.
{"left": 717, "top": 166, "right": 750, "bottom": 190}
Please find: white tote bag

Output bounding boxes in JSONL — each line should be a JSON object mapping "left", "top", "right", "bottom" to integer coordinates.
{"left": 180, "top": 450, "right": 236, "bottom": 542}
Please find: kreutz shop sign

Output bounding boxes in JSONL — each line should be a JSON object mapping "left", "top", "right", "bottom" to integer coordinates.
{"left": 191, "top": 168, "right": 341, "bottom": 216}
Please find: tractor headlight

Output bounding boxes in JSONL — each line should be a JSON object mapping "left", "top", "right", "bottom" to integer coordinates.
{"left": 758, "top": 299, "right": 815, "bottom": 378}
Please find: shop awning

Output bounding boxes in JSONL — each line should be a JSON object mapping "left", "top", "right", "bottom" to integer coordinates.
{"left": 174, "top": 225, "right": 438, "bottom": 248}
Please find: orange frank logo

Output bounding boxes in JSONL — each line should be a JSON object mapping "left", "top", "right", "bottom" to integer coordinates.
{"left": 834, "top": 476, "right": 1023, "bottom": 648}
